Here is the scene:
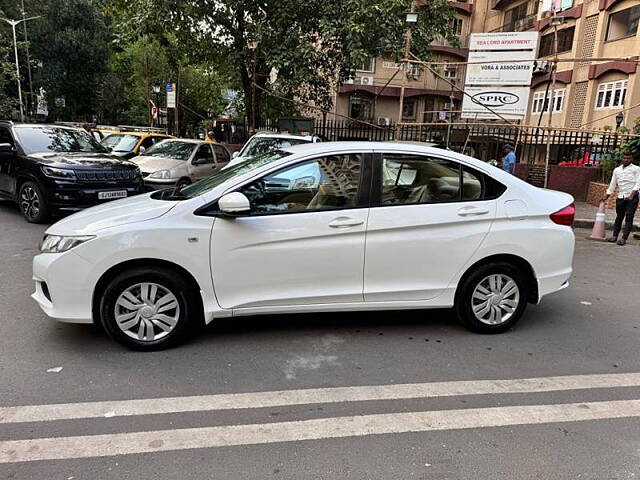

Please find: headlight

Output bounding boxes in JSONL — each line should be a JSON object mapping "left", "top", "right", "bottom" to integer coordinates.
{"left": 41, "top": 166, "right": 76, "bottom": 180}
{"left": 40, "top": 234, "right": 95, "bottom": 253}
{"left": 149, "top": 169, "right": 172, "bottom": 179}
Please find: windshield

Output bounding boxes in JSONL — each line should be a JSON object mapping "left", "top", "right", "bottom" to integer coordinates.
{"left": 241, "top": 137, "right": 310, "bottom": 158}
{"left": 14, "top": 126, "right": 108, "bottom": 154}
{"left": 144, "top": 140, "right": 194, "bottom": 161}
{"left": 101, "top": 134, "right": 139, "bottom": 152}
{"left": 178, "top": 150, "right": 292, "bottom": 199}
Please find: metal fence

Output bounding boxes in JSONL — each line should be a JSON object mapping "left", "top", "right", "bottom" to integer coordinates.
{"left": 258, "top": 119, "right": 634, "bottom": 166}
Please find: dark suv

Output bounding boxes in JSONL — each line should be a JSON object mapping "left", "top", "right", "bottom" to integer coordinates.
{"left": 0, "top": 122, "right": 143, "bottom": 223}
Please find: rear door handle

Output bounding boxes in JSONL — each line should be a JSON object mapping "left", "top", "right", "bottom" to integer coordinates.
{"left": 329, "top": 217, "right": 364, "bottom": 228}
{"left": 457, "top": 206, "right": 490, "bottom": 217}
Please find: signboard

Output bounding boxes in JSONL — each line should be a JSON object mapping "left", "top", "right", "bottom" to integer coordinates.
{"left": 461, "top": 87, "right": 531, "bottom": 119}
{"left": 166, "top": 83, "right": 176, "bottom": 108}
{"left": 36, "top": 88, "right": 48, "bottom": 116}
{"left": 466, "top": 50, "right": 535, "bottom": 86}
{"left": 468, "top": 32, "right": 538, "bottom": 51}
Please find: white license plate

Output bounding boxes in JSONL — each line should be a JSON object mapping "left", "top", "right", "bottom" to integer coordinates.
{"left": 98, "top": 190, "right": 128, "bottom": 200}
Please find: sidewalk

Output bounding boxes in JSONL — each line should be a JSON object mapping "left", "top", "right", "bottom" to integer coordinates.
{"left": 574, "top": 201, "right": 639, "bottom": 233}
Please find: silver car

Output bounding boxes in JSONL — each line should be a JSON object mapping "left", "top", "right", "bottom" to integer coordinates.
{"left": 130, "top": 139, "right": 231, "bottom": 189}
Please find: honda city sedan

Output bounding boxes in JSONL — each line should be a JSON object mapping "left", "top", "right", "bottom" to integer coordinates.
{"left": 32, "top": 142, "right": 575, "bottom": 350}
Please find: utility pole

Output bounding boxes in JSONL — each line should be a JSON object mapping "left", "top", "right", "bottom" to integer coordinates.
{"left": 544, "top": 13, "right": 562, "bottom": 188}
{"left": 0, "top": 16, "right": 40, "bottom": 122}
{"left": 398, "top": 2, "right": 418, "bottom": 138}
{"left": 20, "top": 0, "right": 35, "bottom": 117}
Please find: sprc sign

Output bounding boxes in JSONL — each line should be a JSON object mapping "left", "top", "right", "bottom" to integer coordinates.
{"left": 461, "top": 87, "right": 530, "bottom": 119}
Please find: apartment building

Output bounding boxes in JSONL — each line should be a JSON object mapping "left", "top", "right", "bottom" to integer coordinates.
{"left": 332, "top": 0, "right": 640, "bottom": 130}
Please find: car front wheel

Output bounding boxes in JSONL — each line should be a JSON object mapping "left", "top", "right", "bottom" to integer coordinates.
{"left": 19, "top": 181, "right": 50, "bottom": 223}
{"left": 100, "top": 267, "right": 200, "bottom": 350}
{"left": 455, "top": 262, "right": 528, "bottom": 333}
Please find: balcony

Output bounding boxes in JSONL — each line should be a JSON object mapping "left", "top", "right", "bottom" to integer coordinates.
{"left": 430, "top": 34, "right": 469, "bottom": 58}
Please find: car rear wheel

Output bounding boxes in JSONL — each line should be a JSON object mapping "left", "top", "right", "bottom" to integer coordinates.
{"left": 455, "top": 262, "right": 528, "bottom": 333}
{"left": 19, "top": 181, "right": 50, "bottom": 223}
{"left": 99, "top": 267, "right": 200, "bottom": 350}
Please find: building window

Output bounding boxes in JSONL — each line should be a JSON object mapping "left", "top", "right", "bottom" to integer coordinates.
{"left": 452, "top": 18, "right": 464, "bottom": 35}
{"left": 356, "top": 57, "right": 375, "bottom": 73}
{"left": 402, "top": 98, "right": 417, "bottom": 121}
{"left": 532, "top": 88, "right": 565, "bottom": 113}
{"left": 349, "top": 94, "right": 374, "bottom": 120}
{"left": 444, "top": 66, "right": 457, "bottom": 78}
{"left": 606, "top": 6, "right": 640, "bottom": 41}
{"left": 595, "top": 80, "right": 627, "bottom": 109}
{"left": 504, "top": 3, "right": 528, "bottom": 30}
{"left": 539, "top": 27, "right": 575, "bottom": 57}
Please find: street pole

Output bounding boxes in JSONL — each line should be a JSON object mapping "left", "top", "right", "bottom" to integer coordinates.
{"left": 544, "top": 16, "right": 560, "bottom": 189}
{"left": 21, "top": 0, "right": 34, "bottom": 117}
{"left": 1, "top": 16, "right": 40, "bottom": 122}
{"left": 397, "top": 1, "right": 417, "bottom": 139}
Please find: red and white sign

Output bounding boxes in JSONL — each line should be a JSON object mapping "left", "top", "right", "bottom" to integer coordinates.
{"left": 468, "top": 32, "right": 538, "bottom": 51}
{"left": 151, "top": 103, "right": 159, "bottom": 120}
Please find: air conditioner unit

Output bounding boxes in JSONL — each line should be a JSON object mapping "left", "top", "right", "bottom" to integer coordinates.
{"left": 360, "top": 76, "right": 374, "bottom": 86}
{"left": 534, "top": 61, "right": 551, "bottom": 73}
{"left": 377, "top": 117, "right": 392, "bottom": 126}
{"left": 344, "top": 78, "right": 355, "bottom": 84}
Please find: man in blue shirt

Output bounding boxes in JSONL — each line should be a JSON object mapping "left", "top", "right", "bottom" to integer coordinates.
{"left": 502, "top": 144, "right": 517, "bottom": 174}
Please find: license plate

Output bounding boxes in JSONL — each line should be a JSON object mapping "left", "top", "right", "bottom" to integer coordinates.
{"left": 98, "top": 190, "right": 128, "bottom": 200}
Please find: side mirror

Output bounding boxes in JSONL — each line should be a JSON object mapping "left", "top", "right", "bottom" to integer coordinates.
{"left": 218, "top": 192, "right": 250, "bottom": 215}
{"left": 232, "top": 151, "right": 239, "bottom": 159}
{"left": 0, "top": 143, "right": 15, "bottom": 155}
{"left": 139, "top": 146, "right": 146, "bottom": 154}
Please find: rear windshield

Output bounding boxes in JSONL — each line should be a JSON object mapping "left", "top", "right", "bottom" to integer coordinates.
{"left": 102, "top": 134, "right": 139, "bottom": 152}
{"left": 14, "top": 126, "right": 108, "bottom": 154}
{"left": 241, "top": 137, "right": 310, "bottom": 158}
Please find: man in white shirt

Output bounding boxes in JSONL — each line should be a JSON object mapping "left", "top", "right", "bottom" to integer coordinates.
{"left": 602, "top": 152, "right": 640, "bottom": 245}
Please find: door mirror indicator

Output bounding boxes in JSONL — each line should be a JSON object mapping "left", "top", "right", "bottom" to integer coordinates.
{"left": 218, "top": 192, "right": 251, "bottom": 215}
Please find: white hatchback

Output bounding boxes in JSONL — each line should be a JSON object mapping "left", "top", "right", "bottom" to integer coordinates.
{"left": 32, "top": 142, "right": 575, "bottom": 350}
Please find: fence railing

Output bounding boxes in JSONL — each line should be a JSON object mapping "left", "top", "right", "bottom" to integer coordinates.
{"left": 257, "top": 119, "right": 634, "bottom": 166}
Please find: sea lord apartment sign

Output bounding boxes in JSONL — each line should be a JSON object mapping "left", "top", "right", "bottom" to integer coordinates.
{"left": 462, "top": 32, "right": 538, "bottom": 119}
{"left": 468, "top": 32, "right": 538, "bottom": 51}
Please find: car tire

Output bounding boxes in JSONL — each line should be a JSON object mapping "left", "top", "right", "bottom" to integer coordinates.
{"left": 18, "top": 180, "right": 50, "bottom": 223}
{"left": 455, "top": 262, "right": 528, "bottom": 334}
{"left": 99, "top": 267, "right": 201, "bottom": 351}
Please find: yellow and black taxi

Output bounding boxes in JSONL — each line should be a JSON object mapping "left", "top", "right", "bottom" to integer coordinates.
{"left": 100, "top": 128, "right": 173, "bottom": 159}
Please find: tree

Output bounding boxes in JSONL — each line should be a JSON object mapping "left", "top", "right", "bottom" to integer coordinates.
{"left": 111, "top": 0, "right": 458, "bottom": 127}
{"left": 0, "top": 20, "right": 17, "bottom": 118}
{"left": 31, "top": 0, "right": 111, "bottom": 121}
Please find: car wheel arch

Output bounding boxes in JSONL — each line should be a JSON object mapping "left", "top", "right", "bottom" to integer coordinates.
{"left": 455, "top": 254, "right": 538, "bottom": 304}
{"left": 92, "top": 258, "right": 204, "bottom": 325}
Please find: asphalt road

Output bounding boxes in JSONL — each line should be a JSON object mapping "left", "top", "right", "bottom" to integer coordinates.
{"left": 1, "top": 199, "right": 640, "bottom": 479}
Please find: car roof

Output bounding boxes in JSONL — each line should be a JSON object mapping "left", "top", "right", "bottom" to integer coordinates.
{"left": 252, "top": 132, "right": 316, "bottom": 140}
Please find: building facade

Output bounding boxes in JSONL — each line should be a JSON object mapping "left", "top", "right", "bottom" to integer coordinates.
{"left": 332, "top": 0, "right": 640, "bottom": 131}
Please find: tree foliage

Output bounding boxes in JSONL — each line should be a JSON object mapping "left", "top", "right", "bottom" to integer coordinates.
{"left": 111, "top": 0, "right": 459, "bottom": 123}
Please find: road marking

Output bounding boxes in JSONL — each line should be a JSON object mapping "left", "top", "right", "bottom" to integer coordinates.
{"left": 2, "top": 399, "right": 640, "bottom": 463}
{"left": 2, "top": 373, "right": 640, "bottom": 424}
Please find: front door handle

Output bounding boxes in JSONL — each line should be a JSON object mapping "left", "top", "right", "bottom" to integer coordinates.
{"left": 457, "top": 206, "right": 490, "bottom": 217}
{"left": 329, "top": 217, "right": 364, "bottom": 228}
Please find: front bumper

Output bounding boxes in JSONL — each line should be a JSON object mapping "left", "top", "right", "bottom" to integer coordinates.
{"left": 141, "top": 177, "right": 178, "bottom": 192}
{"left": 32, "top": 251, "right": 95, "bottom": 324}
{"left": 48, "top": 179, "right": 144, "bottom": 211}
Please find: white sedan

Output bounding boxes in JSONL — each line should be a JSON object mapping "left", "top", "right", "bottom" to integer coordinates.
{"left": 32, "top": 142, "right": 575, "bottom": 350}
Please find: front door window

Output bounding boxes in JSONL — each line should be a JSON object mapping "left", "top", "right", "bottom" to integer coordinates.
{"left": 239, "top": 154, "right": 363, "bottom": 214}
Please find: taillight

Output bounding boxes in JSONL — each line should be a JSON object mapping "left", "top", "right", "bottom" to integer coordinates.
{"left": 550, "top": 203, "right": 575, "bottom": 226}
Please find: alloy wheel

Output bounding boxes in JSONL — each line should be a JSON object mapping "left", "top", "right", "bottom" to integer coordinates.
{"left": 20, "top": 185, "right": 40, "bottom": 220}
{"left": 114, "top": 282, "right": 180, "bottom": 342}
{"left": 471, "top": 274, "right": 520, "bottom": 325}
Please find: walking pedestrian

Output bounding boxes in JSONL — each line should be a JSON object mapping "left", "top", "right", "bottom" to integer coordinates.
{"left": 602, "top": 152, "right": 640, "bottom": 246}
{"left": 502, "top": 144, "right": 517, "bottom": 174}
